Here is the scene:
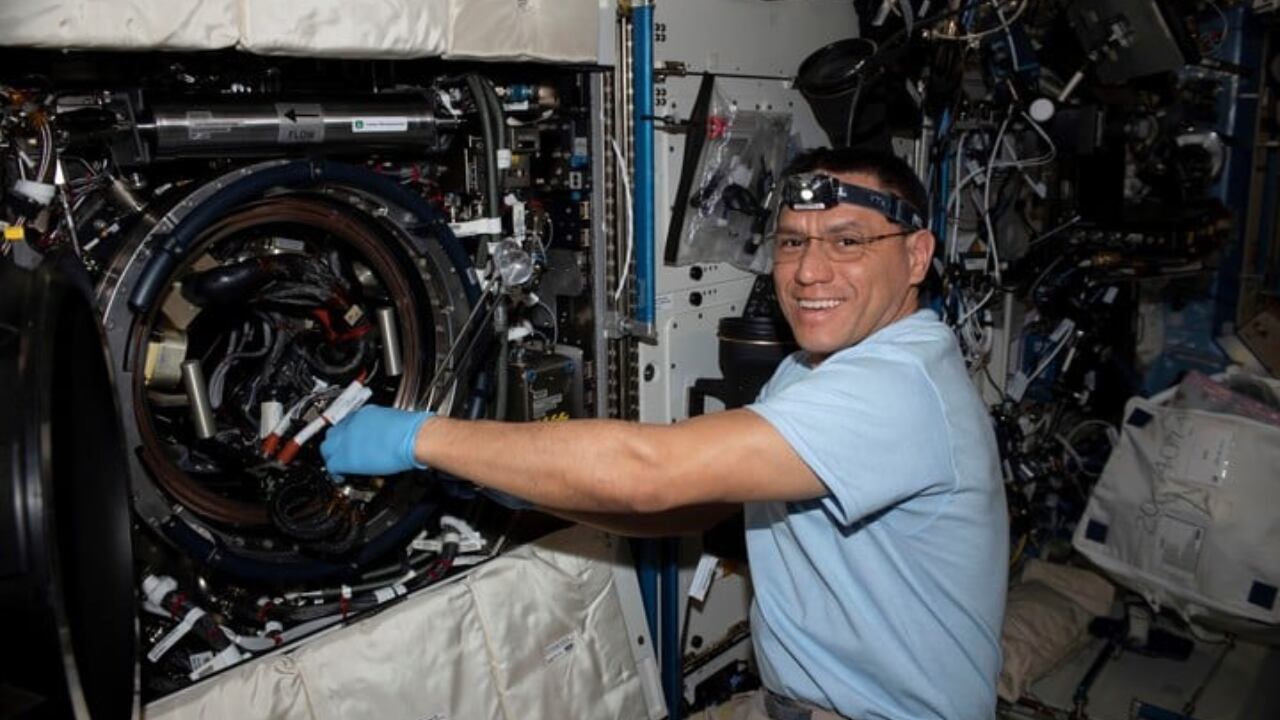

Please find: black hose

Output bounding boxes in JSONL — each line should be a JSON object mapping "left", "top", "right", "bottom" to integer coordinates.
{"left": 182, "top": 260, "right": 274, "bottom": 306}
{"left": 304, "top": 335, "right": 370, "bottom": 379}
{"left": 129, "top": 160, "right": 481, "bottom": 312}
{"left": 465, "top": 74, "right": 503, "bottom": 267}
{"left": 269, "top": 479, "right": 345, "bottom": 541}
{"left": 129, "top": 162, "right": 318, "bottom": 312}
{"left": 162, "top": 501, "right": 436, "bottom": 584}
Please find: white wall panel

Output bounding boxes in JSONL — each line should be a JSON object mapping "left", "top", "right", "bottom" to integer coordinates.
{"left": 640, "top": 75, "right": 834, "bottom": 425}
{"left": 652, "top": 0, "right": 858, "bottom": 77}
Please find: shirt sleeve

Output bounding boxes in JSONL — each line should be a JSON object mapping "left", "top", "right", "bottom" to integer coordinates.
{"left": 746, "top": 350, "right": 954, "bottom": 526}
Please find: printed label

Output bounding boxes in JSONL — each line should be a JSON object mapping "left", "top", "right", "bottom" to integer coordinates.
{"left": 543, "top": 633, "right": 577, "bottom": 665}
{"left": 352, "top": 117, "right": 409, "bottom": 133}
{"left": 1154, "top": 412, "right": 1234, "bottom": 486}
{"left": 185, "top": 111, "right": 235, "bottom": 141}
{"left": 1156, "top": 516, "right": 1204, "bottom": 577}
{"left": 1177, "top": 425, "right": 1233, "bottom": 486}
{"left": 188, "top": 651, "right": 214, "bottom": 672}
{"left": 688, "top": 553, "right": 719, "bottom": 603}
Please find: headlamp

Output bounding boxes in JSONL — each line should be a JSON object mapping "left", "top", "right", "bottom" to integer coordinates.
{"left": 779, "top": 172, "right": 925, "bottom": 231}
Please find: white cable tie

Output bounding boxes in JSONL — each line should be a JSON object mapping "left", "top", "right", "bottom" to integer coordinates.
{"left": 12, "top": 179, "right": 55, "bottom": 206}
{"left": 440, "top": 515, "right": 475, "bottom": 536}
{"left": 141, "top": 601, "right": 174, "bottom": 619}
{"left": 409, "top": 530, "right": 434, "bottom": 551}
{"left": 341, "top": 585, "right": 352, "bottom": 599}
{"left": 452, "top": 555, "right": 489, "bottom": 567}
{"left": 147, "top": 606, "right": 207, "bottom": 663}
{"left": 321, "top": 381, "right": 370, "bottom": 426}
{"left": 141, "top": 574, "right": 179, "bottom": 607}
{"left": 448, "top": 217, "right": 503, "bottom": 237}
{"left": 414, "top": 538, "right": 443, "bottom": 553}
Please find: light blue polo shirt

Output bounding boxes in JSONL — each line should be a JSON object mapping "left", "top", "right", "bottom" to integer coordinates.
{"left": 745, "top": 309, "right": 1007, "bottom": 720}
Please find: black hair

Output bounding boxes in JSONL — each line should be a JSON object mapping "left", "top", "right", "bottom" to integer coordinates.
{"left": 781, "top": 147, "right": 928, "bottom": 224}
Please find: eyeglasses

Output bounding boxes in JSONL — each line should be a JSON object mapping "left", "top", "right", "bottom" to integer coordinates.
{"left": 770, "top": 230, "right": 913, "bottom": 262}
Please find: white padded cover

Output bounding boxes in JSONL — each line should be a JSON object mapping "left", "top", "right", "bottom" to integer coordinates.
{"left": 0, "top": 0, "right": 601, "bottom": 62}
{"left": 239, "top": 0, "right": 449, "bottom": 58}
{"left": 0, "top": 0, "right": 239, "bottom": 51}
{"left": 145, "top": 526, "right": 658, "bottom": 720}
{"left": 444, "top": 0, "right": 599, "bottom": 63}
{"left": 1073, "top": 389, "right": 1280, "bottom": 627}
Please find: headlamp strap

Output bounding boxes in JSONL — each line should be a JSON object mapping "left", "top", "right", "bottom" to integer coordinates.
{"left": 783, "top": 173, "right": 924, "bottom": 231}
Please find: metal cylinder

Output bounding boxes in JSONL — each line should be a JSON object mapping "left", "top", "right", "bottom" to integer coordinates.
{"left": 180, "top": 360, "right": 217, "bottom": 440}
{"left": 376, "top": 307, "right": 404, "bottom": 378}
{"left": 146, "top": 97, "right": 448, "bottom": 157}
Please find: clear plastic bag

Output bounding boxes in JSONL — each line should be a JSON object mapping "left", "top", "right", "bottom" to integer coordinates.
{"left": 666, "top": 82, "right": 792, "bottom": 272}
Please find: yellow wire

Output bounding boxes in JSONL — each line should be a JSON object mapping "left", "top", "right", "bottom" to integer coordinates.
{"left": 1010, "top": 533, "right": 1028, "bottom": 569}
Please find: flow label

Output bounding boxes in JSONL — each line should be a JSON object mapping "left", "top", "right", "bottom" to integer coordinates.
{"left": 276, "top": 103, "right": 325, "bottom": 144}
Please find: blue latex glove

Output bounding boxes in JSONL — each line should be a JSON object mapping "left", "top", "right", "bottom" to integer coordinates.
{"left": 320, "top": 405, "right": 434, "bottom": 476}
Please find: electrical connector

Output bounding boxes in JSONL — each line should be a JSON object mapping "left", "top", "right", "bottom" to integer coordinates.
{"left": 276, "top": 380, "right": 373, "bottom": 465}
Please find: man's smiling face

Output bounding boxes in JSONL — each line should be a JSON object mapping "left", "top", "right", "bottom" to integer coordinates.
{"left": 772, "top": 171, "right": 935, "bottom": 364}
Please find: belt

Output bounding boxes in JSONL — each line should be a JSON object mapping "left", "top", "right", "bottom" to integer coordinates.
{"left": 763, "top": 690, "right": 852, "bottom": 720}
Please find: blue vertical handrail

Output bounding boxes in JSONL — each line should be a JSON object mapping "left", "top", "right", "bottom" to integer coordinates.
{"left": 661, "top": 537, "right": 682, "bottom": 719}
{"left": 633, "top": 0, "right": 656, "bottom": 334}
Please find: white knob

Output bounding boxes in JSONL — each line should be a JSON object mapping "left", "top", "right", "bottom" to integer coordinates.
{"left": 1029, "top": 97, "right": 1056, "bottom": 123}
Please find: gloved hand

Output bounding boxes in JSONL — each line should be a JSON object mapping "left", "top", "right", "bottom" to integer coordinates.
{"left": 320, "top": 405, "right": 434, "bottom": 476}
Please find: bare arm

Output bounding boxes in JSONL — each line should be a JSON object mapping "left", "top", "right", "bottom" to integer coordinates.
{"left": 547, "top": 504, "right": 739, "bottom": 538}
{"left": 415, "top": 409, "right": 824, "bottom": 514}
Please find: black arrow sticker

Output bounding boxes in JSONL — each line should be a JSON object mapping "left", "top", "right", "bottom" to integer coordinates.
{"left": 283, "top": 108, "right": 320, "bottom": 123}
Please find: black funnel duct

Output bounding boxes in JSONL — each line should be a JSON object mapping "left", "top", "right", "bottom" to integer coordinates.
{"left": 689, "top": 316, "right": 797, "bottom": 417}
{"left": 796, "top": 37, "right": 889, "bottom": 150}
